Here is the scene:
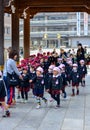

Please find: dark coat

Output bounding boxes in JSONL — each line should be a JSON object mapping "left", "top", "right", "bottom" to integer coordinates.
{"left": 32, "top": 75, "right": 45, "bottom": 90}
{"left": 70, "top": 70, "right": 80, "bottom": 84}
{"left": 61, "top": 72, "right": 68, "bottom": 86}
{"left": 78, "top": 65, "right": 87, "bottom": 77}
{"left": 20, "top": 74, "right": 30, "bottom": 88}
{"left": 45, "top": 72, "right": 53, "bottom": 90}
{"left": 50, "top": 75, "right": 63, "bottom": 90}
{"left": 77, "top": 48, "right": 85, "bottom": 63}
{"left": 0, "top": 79, "right": 6, "bottom": 98}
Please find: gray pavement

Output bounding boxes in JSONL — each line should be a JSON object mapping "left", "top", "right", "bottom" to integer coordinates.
{"left": 0, "top": 72, "right": 90, "bottom": 130}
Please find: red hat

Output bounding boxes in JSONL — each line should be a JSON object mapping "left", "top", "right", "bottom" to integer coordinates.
{"left": 23, "top": 66, "right": 28, "bottom": 71}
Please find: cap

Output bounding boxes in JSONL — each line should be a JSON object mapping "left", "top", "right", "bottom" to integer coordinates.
{"left": 49, "top": 65, "right": 55, "bottom": 70}
{"left": 53, "top": 67, "right": 60, "bottom": 73}
{"left": 23, "top": 66, "right": 28, "bottom": 71}
{"left": 36, "top": 66, "right": 43, "bottom": 73}
{"left": 68, "top": 61, "right": 73, "bottom": 65}
{"left": 80, "top": 60, "right": 85, "bottom": 63}
{"left": 73, "top": 64, "right": 78, "bottom": 67}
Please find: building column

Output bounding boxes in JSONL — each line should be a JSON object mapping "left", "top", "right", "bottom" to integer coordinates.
{"left": 24, "top": 17, "right": 30, "bottom": 58}
{"left": 0, "top": 0, "right": 4, "bottom": 70}
{"left": 11, "top": 12, "right": 19, "bottom": 60}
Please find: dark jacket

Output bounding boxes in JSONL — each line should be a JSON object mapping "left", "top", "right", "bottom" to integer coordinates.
{"left": 0, "top": 79, "right": 6, "bottom": 98}
{"left": 32, "top": 75, "right": 45, "bottom": 90}
{"left": 20, "top": 74, "right": 30, "bottom": 87}
{"left": 78, "top": 65, "right": 87, "bottom": 76}
{"left": 50, "top": 75, "right": 63, "bottom": 90}
{"left": 77, "top": 48, "right": 85, "bottom": 63}
{"left": 70, "top": 70, "right": 80, "bottom": 84}
{"left": 45, "top": 72, "right": 53, "bottom": 89}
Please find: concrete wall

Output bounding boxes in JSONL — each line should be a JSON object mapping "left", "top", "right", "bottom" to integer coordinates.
{"left": 70, "top": 37, "right": 90, "bottom": 47}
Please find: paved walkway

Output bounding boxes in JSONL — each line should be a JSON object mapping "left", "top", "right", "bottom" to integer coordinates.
{"left": 0, "top": 72, "right": 90, "bottom": 130}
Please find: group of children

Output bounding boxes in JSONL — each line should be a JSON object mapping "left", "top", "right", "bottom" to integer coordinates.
{"left": 0, "top": 51, "right": 87, "bottom": 117}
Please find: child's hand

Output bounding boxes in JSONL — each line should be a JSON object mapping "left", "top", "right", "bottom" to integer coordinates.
{"left": 29, "top": 80, "right": 32, "bottom": 83}
{"left": 46, "top": 89, "right": 49, "bottom": 92}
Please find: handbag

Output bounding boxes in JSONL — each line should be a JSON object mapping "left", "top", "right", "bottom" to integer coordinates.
{"left": 7, "top": 72, "right": 19, "bottom": 87}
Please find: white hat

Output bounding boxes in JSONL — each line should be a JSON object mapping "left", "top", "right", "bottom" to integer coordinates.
{"left": 53, "top": 67, "right": 60, "bottom": 73}
{"left": 49, "top": 65, "right": 55, "bottom": 70}
{"left": 59, "top": 64, "right": 65, "bottom": 69}
{"left": 80, "top": 60, "right": 85, "bottom": 63}
{"left": 73, "top": 64, "right": 78, "bottom": 67}
{"left": 57, "top": 58, "right": 62, "bottom": 61}
{"left": 68, "top": 61, "right": 73, "bottom": 65}
{"left": 36, "top": 67, "right": 43, "bottom": 73}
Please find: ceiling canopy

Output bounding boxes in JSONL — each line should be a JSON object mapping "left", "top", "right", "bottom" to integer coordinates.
{"left": 4, "top": 0, "right": 90, "bottom": 18}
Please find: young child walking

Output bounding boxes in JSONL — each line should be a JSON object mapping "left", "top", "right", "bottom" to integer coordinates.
{"left": 0, "top": 71, "right": 10, "bottom": 117}
{"left": 30, "top": 66, "right": 47, "bottom": 109}
{"left": 20, "top": 67, "right": 30, "bottom": 103}
{"left": 71, "top": 64, "right": 80, "bottom": 96}
{"left": 78, "top": 60, "right": 87, "bottom": 87}
{"left": 49, "top": 67, "right": 63, "bottom": 108}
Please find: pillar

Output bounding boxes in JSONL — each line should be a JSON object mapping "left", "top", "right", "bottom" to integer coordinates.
{"left": 24, "top": 17, "right": 30, "bottom": 58}
{"left": 0, "top": 0, "right": 4, "bottom": 70}
{"left": 11, "top": 12, "right": 19, "bottom": 61}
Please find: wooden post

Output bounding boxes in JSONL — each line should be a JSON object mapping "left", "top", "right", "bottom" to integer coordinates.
{"left": 0, "top": 0, "right": 4, "bottom": 70}
{"left": 24, "top": 17, "right": 30, "bottom": 58}
{"left": 11, "top": 12, "right": 19, "bottom": 61}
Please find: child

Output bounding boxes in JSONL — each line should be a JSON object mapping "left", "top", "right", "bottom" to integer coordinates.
{"left": 30, "top": 66, "right": 47, "bottom": 109}
{"left": 49, "top": 67, "right": 63, "bottom": 108}
{"left": 66, "top": 61, "right": 73, "bottom": 87}
{"left": 20, "top": 66, "right": 30, "bottom": 103}
{"left": 78, "top": 60, "right": 87, "bottom": 87}
{"left": 71, "top": 64, "right": 80, "bottom": 96}
{"left": 17, "top": 65, "right": 23, "bottom": 99}
{"left": 29, "top": 65, "right": 36, "bottom": 96}
{"left": 60, "top": 64, "right": 68, "bottom": 98}
{"left": 45, "top": 65, "right": 55, "bottom": 102}
{"left": 0, "top": 71, "right": 10, "bottom": 117}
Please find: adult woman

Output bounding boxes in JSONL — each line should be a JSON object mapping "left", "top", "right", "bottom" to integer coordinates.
{"left": 6, "top": 50, "right": 22, "bottom": 106}
{"left": 76, "top": 43, "right": 85, "bottom": 64}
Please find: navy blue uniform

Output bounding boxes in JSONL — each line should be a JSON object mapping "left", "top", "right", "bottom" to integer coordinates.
{"left": 20, "top": 73, "right": 30, "bottom": 100}
{"left": 71, "top": 70, "right": 80, "bottom": 86}
{"left": 45, "top": 72, "right": 53, "bottom": 90}
{"left": 78, "top": 65, "right": 87, "bottom": 86}
{"left": 49, "top": 75, "right": 63, "bottom": 106}
{"left": 66, "top": 65, "right": 73, "bottom": 84}
{"left": 32, "top": 75, "right": 45, "bottom": 97}
{"left": 61, "top": 72, "right": 67, "bottom": 98}
{"left": 78, "top": 65, "right": 87, "bottom": 79}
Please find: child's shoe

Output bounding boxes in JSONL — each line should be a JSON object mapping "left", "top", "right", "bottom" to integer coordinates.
{"left": 2, "top": 110, "right": 10, "bottom": 117}
{"left": 36, "top": 104, "right": 41, "bottom": 109}
{"left": 55, "top": 105, "right": 60, "bottom": 109}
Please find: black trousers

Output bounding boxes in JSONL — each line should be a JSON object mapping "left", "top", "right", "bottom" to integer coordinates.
{"left": 51, "top": 94, "right": 60, "bottom": 105}
{"left": 21, "top": 91, "right": 28, "bottom": 100}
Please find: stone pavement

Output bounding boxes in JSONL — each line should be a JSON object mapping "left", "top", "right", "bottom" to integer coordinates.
{"left": 0, "top": 72, "right": 90, "bottom": 130}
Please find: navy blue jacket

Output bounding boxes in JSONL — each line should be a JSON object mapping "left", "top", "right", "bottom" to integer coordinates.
{"left": 20, "top": 74, "right": 30, "bottom": 87}
{"left": 32, "top": 75, "right": 45, "bottom": 90}
{"left": 45, "top": 72, "right": 53, "bottom": 89}
{"left": 78, "top": 65, "right": 87, "bottom": 76}
{"left": 0, "top": 79, "right": 6, "bottom": 98}
{"left": 70, "top": 70, "right": 80, "bottom": 84}
{"left": 61, "top": 72, "right": 68, "bottom": 86}
{"left": 49, "top": 75, "right": 63, "bottom": 90}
